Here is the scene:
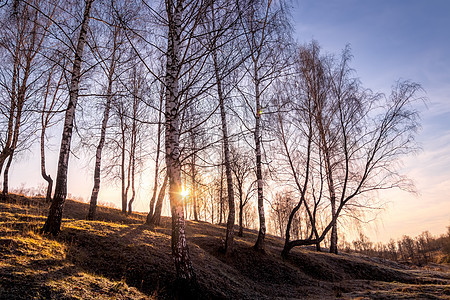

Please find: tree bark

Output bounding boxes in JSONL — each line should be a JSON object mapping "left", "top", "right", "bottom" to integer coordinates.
{"left": 253, "top": 75, "right": 266, "bottom": 252}
{"left": 165, "top": 0, "right": 195, "bottom": 282}
{"left": 2, "top": 153, "right": 13, "bottom": 195}
{"left": 42, "top": 0, "right": 94, "bottom": 235}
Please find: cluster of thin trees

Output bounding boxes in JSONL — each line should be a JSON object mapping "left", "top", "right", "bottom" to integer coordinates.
{"left": 345, "top": 229, "right": 450, "bottom": 265}
{"left": 0, "top": 0, "right": 422, "bottom": 283}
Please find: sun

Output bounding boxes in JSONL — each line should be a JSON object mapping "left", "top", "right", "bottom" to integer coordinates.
{"left": 181, "top": 188, "right": 189, "bottom": 198}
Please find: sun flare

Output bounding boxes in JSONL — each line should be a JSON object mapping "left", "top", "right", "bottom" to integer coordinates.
{"left": 181, "top": 188, "right": 189, "bottom": 198}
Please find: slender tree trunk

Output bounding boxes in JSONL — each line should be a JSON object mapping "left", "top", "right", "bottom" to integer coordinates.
{"left": 40, "top": 125, "right": 53, "bottom": 202}
{"left": 317, "top": 117, "right": 338, "bottom": 254}
{"left": 3, "top": 94, "right": 23, "bottom": 196}
{"left": 120, "top": 112, "right": 128, "bottom": 213}
{"left": 40, "top": 64, "right": 64, "bottom": 203}
{"left": 128, "top": 90, "right": 138, "bottom": 215}
{"left": 150, "top": 174, "right": 168, "bottom": 226}
{"left": 87, "top": 96, "right": 112, "bottom": 219}
{"left": 128, "top": 164, "right": 135, "bottom": 214}
{"left": 42, "top": 0, "right": 94, "bottom": 235}
{"left": 210, "top": 195, "right": 214, "bottom": 224}
{"left": 219, "top": 160, "right": 224, "bottom": 224}
{"left": 146, "top": 87, "right": 164, "bottom": 223}
{"left": 3, "top": 87, "right": 25, "bottom": 196}
{"left": 87, "top": 29, "right": 117, "bottom": 220}
{"left": 213, "top": 51, "right": 235, "bottom": 253}
{"left": 238, "top": 202, "right": 243, "bottom": 237}
{"left": 183, "top": 176, "right": 188, "bottom": 219}
{"left": 128, "top": 127, "right": 136, "bottom": 214}
{"left": 191, "top": 152, "right": 198, "bottom": 221}
{"left": 2, "top": 153, "right": 13, "bottom": 195}
{"left": 253, "top": 76, "right": 266, "bottom": 252}
{"left": 165, "top": 0, "right": 195, "bottom": 282}
{"left": 189, "top": 129, "right": 198, "bottom": 221}
{"left": 124, "top": 138, "right": 132, "bottom": 213}
{"left": 329, "top": 196, "right": 338, "bottom": 254}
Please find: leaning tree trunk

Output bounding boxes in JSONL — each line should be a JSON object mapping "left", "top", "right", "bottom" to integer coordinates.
{"left": 40, "top": 124, "right": 53, "bottom": 202}
{"left": 42, "top": 0, "right": 94, "bottom": 235}
{"left": 253, "top": 75, "right": 266, "bottom": 252}
{"left": 165, "top": 0, "right": 195, "bottom": 282}
{"left": 213, "top": 49, "right": 235, "bottom": 253}
{"left": 2, "top": 153, "right": 13, "bottom": 195}
{"left": 87, "top": 30, "right": 117, "bottom": 220}
{"left": 329, "top": 195, "right": 338, "bottom": 254}
{"left": 149, "top": 174, "right": 168, "bottom": 226}
{"left": 87, "top": 94, "right": 112, "bottom": 219}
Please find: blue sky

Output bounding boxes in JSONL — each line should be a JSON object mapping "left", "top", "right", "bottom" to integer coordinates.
{"left": 292, "top": 0, "right": 450, "bottom": 241}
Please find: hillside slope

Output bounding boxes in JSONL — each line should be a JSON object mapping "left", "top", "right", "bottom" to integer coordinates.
{"left": 1, "top": 194, "right": 449, "bottom": 299}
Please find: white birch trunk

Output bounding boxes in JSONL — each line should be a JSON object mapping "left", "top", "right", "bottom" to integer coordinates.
{"left": 253, "top": 74, "right": 266, "bottom": 251}
{"left": 165, "top": 0, "right": 195, "bottom": 281}
{"left": 42, "top": 0, "right": 94, "bottom": 235}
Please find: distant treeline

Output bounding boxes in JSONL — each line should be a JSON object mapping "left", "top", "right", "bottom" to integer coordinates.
{"left": 343, "top": 228, "right": 450, "bottom": 265}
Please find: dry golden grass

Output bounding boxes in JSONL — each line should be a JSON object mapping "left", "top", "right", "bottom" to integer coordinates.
{"left": 1, "top": 194, "right": 449, "bottom": 299}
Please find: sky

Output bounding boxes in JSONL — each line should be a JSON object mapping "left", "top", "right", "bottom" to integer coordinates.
{"left": 7, "top": 0, "right": 450, "bottom": 244}
{"left": 292, "top": 0, "right": 450, "bottom": 242}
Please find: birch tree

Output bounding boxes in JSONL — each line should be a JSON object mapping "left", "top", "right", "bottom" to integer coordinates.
{"left": 88, "top": 15, "right": 123, "bottom": 219}
{"left": 0, "top": 0, "right": 54, "bottom": 195}
{"left": 239, "top": 0, "right": 289, "bottom": 251}
{"left": 42, "top": 0, "right": 95, "bottom": 235}
{"left": 164, "top": 0, "right": 194, "bottom": 282}
{"left": 279, "top": 42, "right": 423, "bottom": 257}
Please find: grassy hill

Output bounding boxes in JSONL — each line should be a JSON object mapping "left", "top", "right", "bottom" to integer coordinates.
{"left": 1, "top": 194, "right": 449, "bottom": 299}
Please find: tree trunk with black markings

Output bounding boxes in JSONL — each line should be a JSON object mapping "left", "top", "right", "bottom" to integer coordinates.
{"left": 42, "top": 0, "right": 94, "bottom": 235}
